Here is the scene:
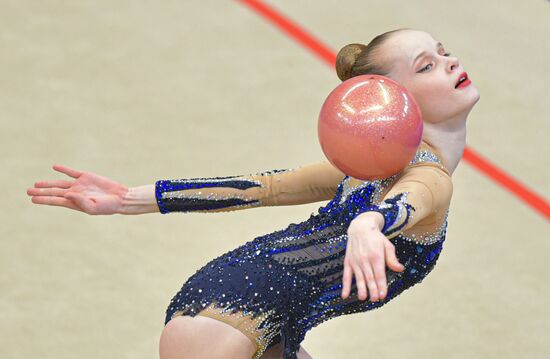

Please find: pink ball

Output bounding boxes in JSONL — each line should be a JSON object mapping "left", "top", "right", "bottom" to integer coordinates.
{"left": 318, "top": 74, "right": 423, "bottom": 180}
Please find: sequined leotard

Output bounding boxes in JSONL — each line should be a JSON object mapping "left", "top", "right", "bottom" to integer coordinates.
{"left": 156, "top": 140, "right": 453, "bottom": 359}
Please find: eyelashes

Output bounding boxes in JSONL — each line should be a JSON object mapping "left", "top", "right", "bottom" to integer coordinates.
{"left": 419, "top": 52, "right": 452, "bottom": 73}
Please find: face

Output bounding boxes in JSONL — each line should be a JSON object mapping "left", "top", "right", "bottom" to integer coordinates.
{"left": 380, "top": 30, "right": 480, "bottom": 124}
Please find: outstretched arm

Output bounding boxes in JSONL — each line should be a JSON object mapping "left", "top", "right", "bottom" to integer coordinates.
{"left": 126, "top": 161, "right": 346, "bottom": 215}
{"left": 28, "top": 161, "right": 345, "bottom": 216}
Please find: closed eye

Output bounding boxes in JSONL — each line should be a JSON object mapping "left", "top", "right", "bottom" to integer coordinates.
{"left": 418, "top": 52, "right": 452, "bottom": 73}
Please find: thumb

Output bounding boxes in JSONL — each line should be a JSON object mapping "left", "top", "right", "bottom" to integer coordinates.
{"left": 384, "top": 241, "right": 405, "bottom": 272}
{"left": 65, "top": 192, "right": 95, "bottom": 214}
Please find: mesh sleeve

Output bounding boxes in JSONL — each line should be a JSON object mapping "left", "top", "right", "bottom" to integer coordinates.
{"left": 355, "top": 163, "right": 453, "bottom": 238}
{"left": 155, "top": 161, "right": 346, "bottom": 214}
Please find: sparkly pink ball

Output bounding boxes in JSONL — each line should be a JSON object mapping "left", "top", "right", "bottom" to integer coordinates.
{"left": 318, "top": 74, "right": 423, "bottom": 180}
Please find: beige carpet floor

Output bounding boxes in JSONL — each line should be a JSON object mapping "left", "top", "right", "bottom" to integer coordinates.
{"left": 2, "top": 1, "right": 549, "bottom": 358}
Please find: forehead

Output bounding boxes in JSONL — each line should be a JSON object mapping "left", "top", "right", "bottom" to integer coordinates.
{"left": 382, "top": 30, "right": 440, "bottom": 76}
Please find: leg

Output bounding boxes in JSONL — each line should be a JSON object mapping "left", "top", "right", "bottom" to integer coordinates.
{"left": 160, "top": 315, "right": 257, "bottom": 359}
{"left": 259, "top": 342, "right": 314, "bottom": 359}
{"left": 296, "top": 346, "right": 314, "bottom": 359}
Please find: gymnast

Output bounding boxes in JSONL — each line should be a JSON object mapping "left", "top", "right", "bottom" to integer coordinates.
{"left": 27, "top": 28, "right": 480, "bottom": 359}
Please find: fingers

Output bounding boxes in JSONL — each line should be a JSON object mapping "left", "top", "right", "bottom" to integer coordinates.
{"left": 30, "top": 195, "right": 82, "bottom": 212}
{"left": 28, "top": 192, "right": 95, "bottom": 214}
{"left": 33, "top": 180, "right": 73, "bottom": 189}
{"left": 27, "top": 172, "right": 75, "bottom": 199}
{"left": 385, "top": 240, "right": 405, "bottom": 272}
{"left": 27, "top": 187, "right": 68, "bottom": 198}
{"left": 357, "top": 261, "right": 374, "bottom": 301}
{"left": 341, "top": 261, "right": 353, "bottom": 299}
{"left": 342, "top": 258, "right": 380, "bottom": 302}
{"left": 52, "top": 164, "right": 83, "bottom": 179}
{"left": 343, "top": 229, "right": 396, "bottom": 303}
{"left": 370, "top": 255, "right": 387, "bottom": 301}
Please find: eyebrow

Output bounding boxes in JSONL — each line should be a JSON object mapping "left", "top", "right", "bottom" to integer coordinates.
{"left": 412, "top": 42, "right": 443, "bottom": 66}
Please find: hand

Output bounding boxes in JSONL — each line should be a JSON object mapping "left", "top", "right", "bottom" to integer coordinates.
{"left": 341, "top": 215, "right": 405, "bottom": 302}
{"left": 26, "top": 164, "right": 129, "bottom": 215}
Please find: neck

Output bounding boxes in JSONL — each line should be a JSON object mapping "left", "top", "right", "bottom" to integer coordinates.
{"left": 421, "top": 114, "right": 468, "bottom": 176}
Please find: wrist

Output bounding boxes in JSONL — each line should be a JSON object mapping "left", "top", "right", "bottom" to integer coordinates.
{"left": 119, "top": 185, "right": 160, "bottom": 215}
{"left": 352, "top": 211, "right": 385, "bottom": 231}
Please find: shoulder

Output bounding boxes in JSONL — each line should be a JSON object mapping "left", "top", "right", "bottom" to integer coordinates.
{"left": 394, "top": 141, "right": 454, "bottom": 203}
{"left": 407, "top": 141, "right": 451, "bottom": 178}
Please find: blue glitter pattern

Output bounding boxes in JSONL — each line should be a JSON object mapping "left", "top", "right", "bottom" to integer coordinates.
{"left": 359, "top": 192, "right": 416, "bottom": 238}
{"left": 159, "top": 151, "right": 448, "bottom": 359}
{"left": 155, "top": 169, "right": 292, "bottom": 214}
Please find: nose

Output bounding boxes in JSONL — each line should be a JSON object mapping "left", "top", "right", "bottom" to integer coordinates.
{"left": 448, "top": 56, "right": 460, "bottom": 72}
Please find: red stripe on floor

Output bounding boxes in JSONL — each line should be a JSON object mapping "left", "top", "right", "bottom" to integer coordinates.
{"left": 462, "top": 147, "right": 550, "bottom": 219}
{"left": 238, "top": 0, "right": 335, "bottom": 66}
{"left": 237, "top": 0, "right": 550, "bottom": 222}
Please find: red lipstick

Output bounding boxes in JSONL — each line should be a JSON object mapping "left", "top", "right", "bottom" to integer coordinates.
{"left": 455, "top": 72, "right": 471, "bottom": 89}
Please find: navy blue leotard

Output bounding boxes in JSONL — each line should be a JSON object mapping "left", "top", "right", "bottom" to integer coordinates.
{"left": 157, "top": 141, "right": 453, "bottom": 359}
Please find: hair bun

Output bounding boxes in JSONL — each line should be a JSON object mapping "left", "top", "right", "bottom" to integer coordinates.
{"left": 335, "top": 43, "right": 367, "bottom": 81}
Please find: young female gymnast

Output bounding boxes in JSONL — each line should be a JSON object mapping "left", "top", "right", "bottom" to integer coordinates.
{"left": 27, "top": 28, "right": 480, "bottom": 359}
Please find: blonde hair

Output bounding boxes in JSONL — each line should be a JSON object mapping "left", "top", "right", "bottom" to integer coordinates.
{"left": 335, "top": 28, "right": 412, "bottom": 82}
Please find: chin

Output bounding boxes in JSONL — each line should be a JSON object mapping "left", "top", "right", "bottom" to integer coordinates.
{"left": 473, "top": 89, "right": 481, "bottom": 104}
{"left": 459, "top": 87, "right": 481, "bottom": 113}
{"left": 468, "top": 85, "right": 481, "bottom": 104}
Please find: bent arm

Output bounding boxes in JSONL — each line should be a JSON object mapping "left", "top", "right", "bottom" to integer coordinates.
{"left": 353, "top": 163, "right": 453, "bottom": 238}
{"left": 120, "top": 161, "right": 346, "bottom": 215}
